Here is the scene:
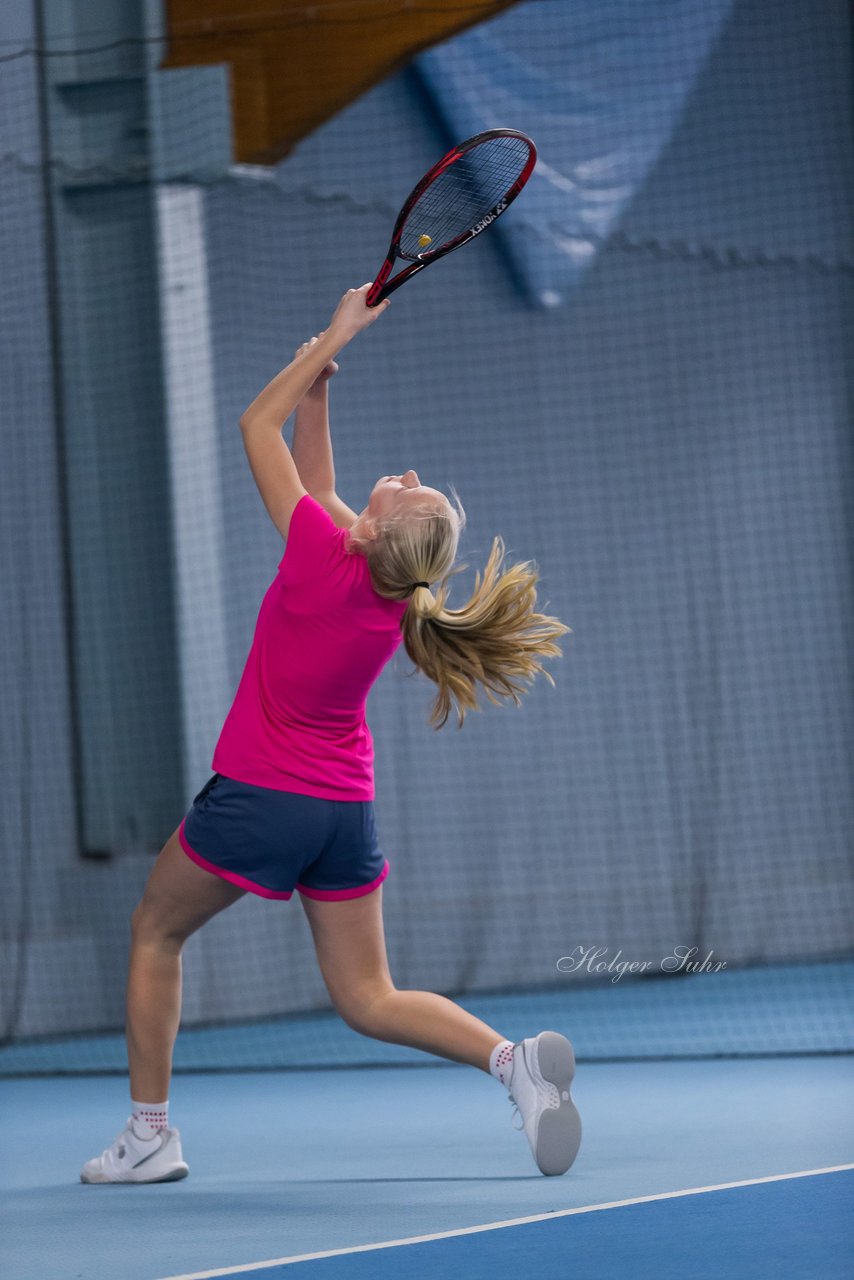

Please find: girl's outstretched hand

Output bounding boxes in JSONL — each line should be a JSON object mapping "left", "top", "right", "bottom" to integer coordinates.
{"left": 328, "top": 284, "right": 391, "bottom": 343}
{"left": 295, "top": 333, "right": 338, "bottom": 388}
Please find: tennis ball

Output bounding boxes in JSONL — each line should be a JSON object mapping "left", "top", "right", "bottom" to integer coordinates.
{"left": 418, "top": 234, "right": 432, "bottom": 247}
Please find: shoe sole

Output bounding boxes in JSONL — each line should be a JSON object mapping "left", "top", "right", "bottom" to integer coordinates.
{"left": 533, "top": 1031, "right": 582, "bottom": 1176}
{"left": 80, "top": 1163, "right": 189, "bottom": 1184}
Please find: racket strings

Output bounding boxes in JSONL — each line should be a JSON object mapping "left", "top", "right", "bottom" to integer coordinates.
{"left": 400, "top": 136, "right": 532, "bottom": 259}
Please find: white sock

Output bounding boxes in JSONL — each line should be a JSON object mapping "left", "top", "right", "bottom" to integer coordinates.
{"left": 131, "top": 1099, "right": 169, "bottom": 1138}
{"left": 489, "top": 1039, "right": 516, "bottom": 1088}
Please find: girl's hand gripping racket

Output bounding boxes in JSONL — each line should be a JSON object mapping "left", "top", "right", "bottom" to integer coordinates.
{"left": 366, "top": 128, "right": 536, "bottom": 306}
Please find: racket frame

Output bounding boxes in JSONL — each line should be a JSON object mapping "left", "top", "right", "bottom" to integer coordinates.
{"left": 366, "top": 127, "right": 536, "bottom": 306}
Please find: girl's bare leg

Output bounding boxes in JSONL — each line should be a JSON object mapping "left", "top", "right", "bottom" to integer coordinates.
{"left": 300, "top": 886, "right": 506, "bottom": 1071}
{"left": 127, "top": 826, "right": 246, "bottom": 1101}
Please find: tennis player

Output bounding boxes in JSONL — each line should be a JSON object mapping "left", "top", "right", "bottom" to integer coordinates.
{"left": 81, "top": 285, "right": 581, "bottom": 1184}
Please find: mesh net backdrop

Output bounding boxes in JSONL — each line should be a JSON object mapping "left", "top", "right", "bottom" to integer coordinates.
{"left": 1, "top": 0, "right": 853, "bottom": 1076}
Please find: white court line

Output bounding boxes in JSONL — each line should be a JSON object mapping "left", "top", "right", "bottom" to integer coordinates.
{"left": 156, "top": 1163, "right": 854, "bottom": 1279}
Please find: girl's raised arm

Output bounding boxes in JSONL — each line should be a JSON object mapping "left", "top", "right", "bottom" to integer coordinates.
{"left": 238, "top": 286, "right": 389, "bottom": 539}
{"left": 290, "top": 336, "right": 359, "bottom": 530}
{"left": 238, "top": 286, "right": 389, "bottom": 432}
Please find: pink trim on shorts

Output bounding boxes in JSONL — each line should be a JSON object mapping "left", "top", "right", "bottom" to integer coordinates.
{"left": 178, "top": 819, "right": 294, "bottom": 900}
{"left": 296, "top": 859, "right": 390, "bottom": 901}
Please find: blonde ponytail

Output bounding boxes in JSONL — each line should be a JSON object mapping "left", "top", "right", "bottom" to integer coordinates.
{"left": 404, "top": 537, "right": 571, "bottom": 728}
{"left": 350, "top": 496, "right": 571, "bottom": 729}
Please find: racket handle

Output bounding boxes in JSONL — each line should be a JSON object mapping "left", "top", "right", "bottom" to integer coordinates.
{"left": 367, "top": 263, "right": 392, "bottom": 307}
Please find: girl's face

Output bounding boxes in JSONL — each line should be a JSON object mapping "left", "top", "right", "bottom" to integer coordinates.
{"left": 362, "top": 471, "right": 447, "bottom": 524}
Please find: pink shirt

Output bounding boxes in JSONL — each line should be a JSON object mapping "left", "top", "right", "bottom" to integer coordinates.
{"left": 212, "top": 495, "right": 410, "bottom": 801}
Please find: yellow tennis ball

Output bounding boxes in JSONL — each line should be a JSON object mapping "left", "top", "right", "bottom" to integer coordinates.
{"left": 418, "top": 234, "right": 432, "bottom": 247}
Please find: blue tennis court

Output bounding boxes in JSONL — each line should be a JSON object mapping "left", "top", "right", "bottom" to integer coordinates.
{"left": 2, "top": 1056, "right": 853, "bottom": 1277}
{"left": 2, "top": 968, "right": 853, "bottom": 1277}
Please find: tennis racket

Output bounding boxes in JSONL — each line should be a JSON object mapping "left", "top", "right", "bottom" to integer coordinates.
{"left": 366, "top": 128, "right": 536, "bottom": 306}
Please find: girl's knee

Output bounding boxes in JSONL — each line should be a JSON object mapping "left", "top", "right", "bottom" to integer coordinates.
{"left": 130, "top": 898, "right": 184, "bottom": 950}
{"left": 337, "top": 983, "right": 396, "bottom": 1037}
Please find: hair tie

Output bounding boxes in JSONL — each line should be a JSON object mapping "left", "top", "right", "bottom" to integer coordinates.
{"left": 410, "top": 581, "right": 430, "bottom": 593}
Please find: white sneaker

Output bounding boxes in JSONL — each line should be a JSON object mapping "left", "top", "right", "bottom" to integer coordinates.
{"left": 80, "top": 1117, "right": 189, "bottom": 1184}
{"left": 506, "top": 1031, "right": 581, "bottom": 1176}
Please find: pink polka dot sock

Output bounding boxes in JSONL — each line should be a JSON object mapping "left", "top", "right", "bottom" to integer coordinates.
{"left": 488, "top": 1039, "right": 516, "bottom": 1088}
{"left": 131, "top": 1099, "right": 170, "bottom": 1139}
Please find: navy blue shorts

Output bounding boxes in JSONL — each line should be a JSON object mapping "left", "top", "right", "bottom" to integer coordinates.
{"left": 178, "top": 773, "right": 390, "bottom": 901}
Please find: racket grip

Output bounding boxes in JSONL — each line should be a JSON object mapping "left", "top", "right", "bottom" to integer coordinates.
{"left": 367, "top": 261, "right": 392, "bottom": 307}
